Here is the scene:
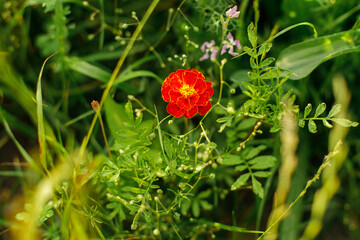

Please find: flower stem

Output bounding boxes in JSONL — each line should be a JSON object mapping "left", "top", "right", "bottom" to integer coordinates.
{"left": 217, "top": 63, "right": 225, "bottom": 105}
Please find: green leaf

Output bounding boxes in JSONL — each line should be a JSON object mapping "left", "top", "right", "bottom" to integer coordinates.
{"left": 260, "top": 57, "right": 275, "bottom": 68}
{"left": 250, "top": 57, "right": 258, "bottom": 69}
{"left": 251, "top": 177, "right": 264, "bottom": 198}
{"left": 314, "top": 103, "right": 326, "bottom": 117}
{"left": 66, "top": 57, "right": 111, "bottom": 83}
{"left": 253, "top": 171, "right": 272, "bottom": 178}
{"left": 200, "top": 200, "right": 213, "bottom": 211}
{"left": 304, "top": 103, "right": 312, "bottom": 118}
{"left": 276, "top": 29, "right": 360, "bottom": 80}
{"left": 113, "top": 70, "right": 162, "bottom": 85}
{"left": 248, "top": 156, "right": 277, "bottom": 170}
{"left": 331, "top": 118, "right": 359, "bottom": 127}
{"left": 66, "top": 57, "right": 161, "bottom": 89}
{"left": 104, "top": 97, "right": 153, "bottom": 152}
{"left": 230, "top": 70, "right": 251, "bottom": 91}
{"left": 244, "top": 145, "right": 267, "bottom": 160}
{"left": 181, "top": 199, "right": 191, "bottom": 216}
{"left": 243, "top": 46, "right": 256, "bottom": 58}
{"left": 192, "top": 199, "right": 200, "bottom": 217}
{"left": 308, "top": 119, "right": 317, "bottom": 133}
{"left": 217, "top": 116, "right": 233, "bottom": 133}
{"left": 222, "top": 154, "right": 244, "bottom": 166}
{"left": 327, "top": 104, "right": 341, "bottom": 118}
{"left": 248, "top": 71, "right": 259, "bottom": 80}
{"left": 322, "top": 119, "right": 333, "bottom": 128}
{"left": 298, "top": 119, "right": 305, "bottom": 128}
{"left": 198, "top": 189, "right": 212, "bottom": 199}
{"left": 231, "top": 173, "right": 250, "bottom": 191}
{"left": 247, "top": 22, "right": 257, "bottom": 48}
{"left": 235, "top": 165, "right": 247, "bottom": 172}
{"left": 257, "top": 43, "right": 272, "bottom": 56}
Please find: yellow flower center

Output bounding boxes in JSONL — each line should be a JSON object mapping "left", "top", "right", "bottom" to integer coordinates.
{"left": 179, "top": 84, "right": 196, "bottom": 98}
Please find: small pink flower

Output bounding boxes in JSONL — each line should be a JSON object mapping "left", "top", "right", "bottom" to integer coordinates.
{"left": 226, "top": 6, "right": 240, "bottom": 19}
{"left": 221, "top": 32, "right": 241, "bottom": 56}
{"left": 200, "top": 40, "right": 218, "bottom": 61}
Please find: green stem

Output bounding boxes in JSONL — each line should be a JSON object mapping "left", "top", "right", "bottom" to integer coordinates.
{"left": 217, "top": 64, "right": 224, "bottom": 105}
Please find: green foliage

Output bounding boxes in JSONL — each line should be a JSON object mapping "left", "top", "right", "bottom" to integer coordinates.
{"left": 223, "top": 145, "right": 277, "bottom": 198}
{"left": 299, "top": 103, "right": 359, "bottom": 133}
{"left": 276, "top": 29, "right": 360, "bottom": 80}
{"left": 1, "top": 0, "right": 360, "bottom": 239}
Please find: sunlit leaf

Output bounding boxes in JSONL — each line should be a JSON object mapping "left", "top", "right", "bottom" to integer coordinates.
{"left": 314, "top": 103, "right": 326, "bottom": 117}
{"left": 252, "top": 177, "right": 264, "bottom": 198}
{"left": 308, "top": 119, "right": 317, "bottom": 133}
{"left": 276, "top": 29, "right": 360, "bottom": 80}
{"left": 331, "top": 118, "right": 359, "bottom": 127}
{"left": 327, "top": 104, "right": 341, "bottom": 118}
{"left": 304, "top": 103, "right": 312, "bottom": 118}
{"left": 231, "top": 173, "right": 250, "bottom": 190}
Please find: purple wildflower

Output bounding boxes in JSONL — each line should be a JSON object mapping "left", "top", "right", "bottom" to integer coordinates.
{"left": 221, "top": 32, "right": 241, "bottom": 56}
{"left": 226, "top": 6, "right": 240, "bottom": 19}
{"left": 199, "top": 40, "right": 218, "bottom": 61}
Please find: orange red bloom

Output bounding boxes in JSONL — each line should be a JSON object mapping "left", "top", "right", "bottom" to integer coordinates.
{"left": 161, "top": 69, "right": 214, "bottom": 118}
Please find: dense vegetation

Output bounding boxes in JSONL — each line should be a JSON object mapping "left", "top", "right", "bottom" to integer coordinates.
{"left": 1, "top": 0, "right": 360, "bottom": 239}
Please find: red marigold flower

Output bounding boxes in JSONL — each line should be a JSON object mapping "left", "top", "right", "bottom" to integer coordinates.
{"left": 161, "top": 69, "right": 214, "bottom": 118}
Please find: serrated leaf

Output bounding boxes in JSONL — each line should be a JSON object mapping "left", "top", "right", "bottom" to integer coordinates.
{"left": 314, "top": 103, "right": 326, "bottom": 117}
{"left": 331, "top": 118, "right": 359, "bottom": 127}
{"left": 327, "top": 104, "right": 341, "bottom": 118}
{"left": 222, "top": 154, "right": 244, "bottom": 166}
{"left": 308, "top": 119, "right": 317, "bottom": 133}
{"left": 253, "top": 171, "right": 272, "bottom": 178}
{"left": 247, "top": 22, "right": 257, "bottom": 48}
{"left": 248, "top": 155, "right": 277, "bottom": 169}
{"left": 322, "top": 119, "right": 333, "bottom": 128}
{"left": 251, "top": 177, "right": 264, "bottom": 198}
{"left": 231, "top": 173, "right": 250, "bottom": 190}
{"left": 298, "top": 119, "right": 305, "bottom": 128}
{"left": 304, "top": 103, "right": 312, "bottom": 118}
{"left": 260, "top": 57, "right": 275, "bottom": 68}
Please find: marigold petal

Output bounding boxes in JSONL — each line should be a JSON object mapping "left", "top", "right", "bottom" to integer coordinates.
{"left": 183, "top": 70, "right": 198, "bottom": 87}
{"left": 166, "top": 102, "right": 185, "bottom": 118}
{"left": 176, "top": 95, "right": 199, "bottom": 111}
{"left": 197, "top": 92, "right": 210, "bottom": 106}
{"left": 205, "top": 81, "right": 214, "bottom": 97}
{"left": 184, "top": 107, "right": 198, "bottom": 118}
{"left": 194, "top": 78, "right": 207, "bottom": 94}
{"left": 198, "top": 101, "right": 212, "bottom": 115}
{"left": 169, "top": 75, "right": 183, "bottom": 91}
{"left": 161, "top": 82, "right": 171, "bottom": 102}
{"left": 169, "top": 89, "right": 182, "bottom": 102}
{"left": 189, "top": 94, "right": 200, "bottom": 108}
